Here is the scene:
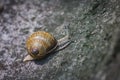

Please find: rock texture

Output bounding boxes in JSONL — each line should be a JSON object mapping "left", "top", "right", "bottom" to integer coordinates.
{"left": 0, "top": 0, "right": 120, "bottom": 80}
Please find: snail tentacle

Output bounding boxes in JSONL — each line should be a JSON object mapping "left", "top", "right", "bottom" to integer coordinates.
{"left": 55, "top": 23, "right": 71, "bottom": 51}
{"left": 55, "top": 35, "right": 71, "bottom": 52}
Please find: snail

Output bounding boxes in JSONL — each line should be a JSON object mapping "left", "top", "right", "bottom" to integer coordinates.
{"left": 23, "top": 26, "right": 71, "bottom": 62}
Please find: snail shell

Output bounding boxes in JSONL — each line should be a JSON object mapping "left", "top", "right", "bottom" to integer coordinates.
{"left": 23, "top": 31, "right": 70, "bottom": 62}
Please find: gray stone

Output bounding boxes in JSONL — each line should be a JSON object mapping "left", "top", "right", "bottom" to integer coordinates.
{"left": 0, "top": 0, "right": 120, "bottom": 80}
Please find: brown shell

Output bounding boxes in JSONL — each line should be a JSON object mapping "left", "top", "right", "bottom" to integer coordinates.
{"left": 26, "top": 31, "right": 57, "bottom": 59}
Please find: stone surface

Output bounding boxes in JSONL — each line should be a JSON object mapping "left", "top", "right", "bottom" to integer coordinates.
{"left": 91, "top": 29, "right": 120, "bottom": 80}
{"left": 0, "top": 0, "right": 120, "bottom": 80}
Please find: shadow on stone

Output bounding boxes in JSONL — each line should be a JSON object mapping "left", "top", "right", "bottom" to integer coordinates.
{"left": 33, "top": 51, "right": 58, "bottom": 65}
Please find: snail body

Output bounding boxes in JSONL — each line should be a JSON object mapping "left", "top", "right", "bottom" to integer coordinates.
{"left": 23, "top": 30, "right": 70, "bottom": 62}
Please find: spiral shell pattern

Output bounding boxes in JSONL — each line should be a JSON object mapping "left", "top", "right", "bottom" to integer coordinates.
{"left": 26, "top": 31, "right": 57, "bottom": 59}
